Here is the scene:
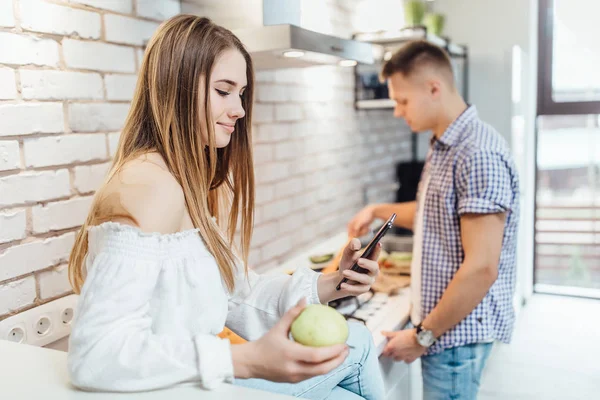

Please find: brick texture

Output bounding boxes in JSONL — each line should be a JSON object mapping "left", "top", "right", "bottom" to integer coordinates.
{"left": 0, "top": 0, "right": 411, "bottom": 321}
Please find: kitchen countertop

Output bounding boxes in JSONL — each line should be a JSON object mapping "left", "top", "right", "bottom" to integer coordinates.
{"left": 267, "top": 231, "right": 349, "bottom": 275}
{"left": 368, "top": 289, "right": 411, "bottom": 355}
{"left": 1, "top": 232, "right": 411, "bottom": 399}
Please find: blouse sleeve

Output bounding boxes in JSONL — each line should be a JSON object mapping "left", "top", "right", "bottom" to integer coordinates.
{"left": 225, "top": 263, "right": 323, "bottom": 341}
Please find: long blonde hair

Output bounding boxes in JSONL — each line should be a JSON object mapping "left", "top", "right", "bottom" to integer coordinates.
{"left": 69, "top": 15, "right": 255, "bottom": 294}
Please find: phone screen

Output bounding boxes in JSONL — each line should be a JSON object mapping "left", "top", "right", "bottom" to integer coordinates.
{"left": 335, "top": 213, "right": 397, "bottom": 291}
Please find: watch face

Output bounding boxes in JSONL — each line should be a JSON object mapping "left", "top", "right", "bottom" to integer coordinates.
{"left": 417, "top": 330, "right": 435, "bottom": 347}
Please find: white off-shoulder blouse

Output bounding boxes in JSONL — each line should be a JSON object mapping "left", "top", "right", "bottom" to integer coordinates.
{"left": 67, "top": 222, "right": 321, "bottom": 392}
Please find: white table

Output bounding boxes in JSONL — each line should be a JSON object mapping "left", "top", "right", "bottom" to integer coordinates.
{"left": 0, "top": 339, "right": 295, "bottom": 400}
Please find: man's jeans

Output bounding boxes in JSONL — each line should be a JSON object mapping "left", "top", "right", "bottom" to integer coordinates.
{"left": 421, "top": 342, "right": 493, "bottom": 400}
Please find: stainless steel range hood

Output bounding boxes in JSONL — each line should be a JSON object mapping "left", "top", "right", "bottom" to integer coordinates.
{"left": 181, "top": 0, "right": 375, "bottom": 69}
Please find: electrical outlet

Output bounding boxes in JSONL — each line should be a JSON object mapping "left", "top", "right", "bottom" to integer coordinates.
{"left": 0, "top": 295, "right": 79, "bottom": 348}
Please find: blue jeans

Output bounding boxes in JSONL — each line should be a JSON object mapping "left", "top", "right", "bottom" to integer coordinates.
{"left": 421, "top": 342, "right": 493, "bottom": 400}
{"left": 234, "top": 322, "right": 385, "bottom": 399}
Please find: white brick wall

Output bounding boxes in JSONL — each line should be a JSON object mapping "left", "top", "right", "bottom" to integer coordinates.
{"left": 274, "top": 177, "right": 304, "bottom": 198}
{"left": 74, "top": 162, "right": 111, "bottom": 194}
{"left": 253, "top": 104, "right": 274, "bottom": 123}
{"left": 278, "top": 212, "right": 304, "bottom": 236}
{"left": 275, "top": 141, "right": 299, "bottom": 160}
{"left": 0, "top": 68, "right": 17, "bottom": 99}
{"left": 69, "top": 103, "right": 130, "bottom": 132}
{"left": 261, "top": 236, "right": 292, "bottom": 261}
{"left": 20, "top": 0, "right": 101, "bottom": 39}
{"left": 23, "top": 134, "right": 107, "bottom": 168}
{"left": 105, "top": 75, "right": 137, "bottom": 101}
{"left": 0, "top": 0, "right": 182, "bottom": 318}
{"left": 20, "top": 70, "right": 103, "bottom": 100}
{"left": 137, "top": 0, "right": 181, "bottom": 21}
{"left": 0, "top": 140, "right": 20, "bottom": 172}
{"left": 136, "top": 48, "right": 145, "bottom": 71}
{"left": 0, "top": 209, "right": 27, "bottom": 244}
{"left": 243, "top": 66, "right": 411, "bottom": 270}
{"left": 104, "top": 14, "right": 159, "bottom": 46}
{"left": 0, "top": 0, "right": 410, "bottom": 320}
{"left": 0, "top": 276, "right": 36, "bottom": 315}
{"left": 70, "top": 0, "right": 133, "bottom": 13}
{"left": 0, "top": 233, "right": 76, "bottom": 281}
{"left": 255, "top": 162, "right": 291, "bottom": 184}
{"left": 32, "top": 197, "right": 94, "bottom": 234}
{"left": 0, "top": 170, "right": 71, "bottom": 207}
{"left": 257, "top": 85, "right": 288, "bottom": 103}
{"left": 108, "top": 132, "right": 121, "bottom": 156}
{"left": 255, "top": 184, "right": 274, "bottom": 205}
{"left": 0, "top": 103, "right": 64, "bottom": 137}
{"left": 253, "top": 143, "right": 273, "bottom": 164}
{"left": 255, "top": 123, "right": 292, "bottom": 142}
{"left": 0, "top": 32, "right": 59, "bottom": 67}
{"left": 63, "top": 40, "right": 136, "bottom": 73}
{"left": 251, "top": 221, "right": 279, "bottom": 247}
{"left": 37, "top": 264, "right": 71, "bottom": 300}
{"left": 261, "top": 198, "right": 293, "bottom": 223}
{"left": 0, "top": 0, "right": 15, "bottom": 27}
{"left": 275, "top": 104, "right": 303, "bottom": 121}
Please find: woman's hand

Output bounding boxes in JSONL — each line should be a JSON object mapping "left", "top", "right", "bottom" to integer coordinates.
{"left": 317, "top": 238, "right": 381, "bottom": 303}
{"left": 337, "top": 238, "right": 381, "bottom": 295}
{"left": 232, "top": 299, "right": 349, "bottom": 382}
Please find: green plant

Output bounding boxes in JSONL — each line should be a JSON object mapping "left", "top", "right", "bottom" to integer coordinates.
{"left": 404, "top": 0, "right": 426, "bottom": 26}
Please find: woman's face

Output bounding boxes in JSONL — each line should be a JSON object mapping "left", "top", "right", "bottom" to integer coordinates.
{"left": 207, "top": 49, "right": 247, "bottom": 148}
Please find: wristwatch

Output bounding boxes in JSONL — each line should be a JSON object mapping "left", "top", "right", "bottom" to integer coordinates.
{"left": 415, "top": 323, "right": 436, "bottom": 348}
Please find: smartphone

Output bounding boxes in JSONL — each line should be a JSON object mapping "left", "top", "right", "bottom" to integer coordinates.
{"left": 336, "top": 213, "right": 397, "bottom": 291}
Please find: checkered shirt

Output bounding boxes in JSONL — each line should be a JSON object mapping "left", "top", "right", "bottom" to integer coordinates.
{"left": 415, "top": 105, "right": 520, "bottom": 355}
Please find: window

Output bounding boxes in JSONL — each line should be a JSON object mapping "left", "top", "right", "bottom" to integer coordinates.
{"left": 538, "top": 0, "right": 600, "bottom": 114}
{"left": 535, "top": 115, "right": 600, "bottom": 291}
{"left": 536, "top": 0, "right": 600, "bottom": 296}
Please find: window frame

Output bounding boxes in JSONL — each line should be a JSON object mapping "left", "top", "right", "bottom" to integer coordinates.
{"left": 537, "top": 0, "right": 600, "bottom": 115}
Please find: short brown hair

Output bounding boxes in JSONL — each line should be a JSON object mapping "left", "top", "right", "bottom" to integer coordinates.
{"left": 380, "top": 40, "right": 453, "bottom": 83}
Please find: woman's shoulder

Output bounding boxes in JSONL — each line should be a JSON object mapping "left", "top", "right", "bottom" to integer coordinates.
{"left": 100, "top": 153, "right": 186, "bottom": 234}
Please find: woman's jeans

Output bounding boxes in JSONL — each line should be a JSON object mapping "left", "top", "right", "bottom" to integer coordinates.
{"left": 234, "top": 322, "right": 385, "bottom": 400}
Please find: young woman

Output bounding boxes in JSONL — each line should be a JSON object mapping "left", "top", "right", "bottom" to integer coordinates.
{"left": 66, "top": 15, "right": 385, "bottom": 400}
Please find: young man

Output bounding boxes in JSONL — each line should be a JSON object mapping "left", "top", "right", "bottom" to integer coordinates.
{"left": 348, "top": 40, "right": 520, "bottom": 399}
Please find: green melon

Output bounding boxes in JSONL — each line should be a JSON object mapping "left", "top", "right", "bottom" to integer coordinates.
{"left": 290, "top": 304, "right": 349, "bottom": 347}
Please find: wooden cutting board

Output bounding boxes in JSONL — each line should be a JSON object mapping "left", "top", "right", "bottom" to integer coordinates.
{"left": 372, "top": 273, "right": 410, "bottom": 295}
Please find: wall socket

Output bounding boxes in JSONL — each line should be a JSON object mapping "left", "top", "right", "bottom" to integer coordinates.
{"left": 0, "top": 295, "right": 79, "bottom": 348}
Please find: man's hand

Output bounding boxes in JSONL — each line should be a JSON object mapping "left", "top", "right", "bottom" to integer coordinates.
{"left": 381, "top": 329, "right": 427, "bottom": 363}
{"left": 347, "top": 202, "right": 417, "bottom": 237}
{"left": 347, "top": 206, "right": 376, "bottom": 238}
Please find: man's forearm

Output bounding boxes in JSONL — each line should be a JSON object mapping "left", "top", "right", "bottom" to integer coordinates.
{"left": 421, "top": 262, "right": 498, "bottom": 338}
{"left": 372, "top": 201, "right": 416, "bottom": 230}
